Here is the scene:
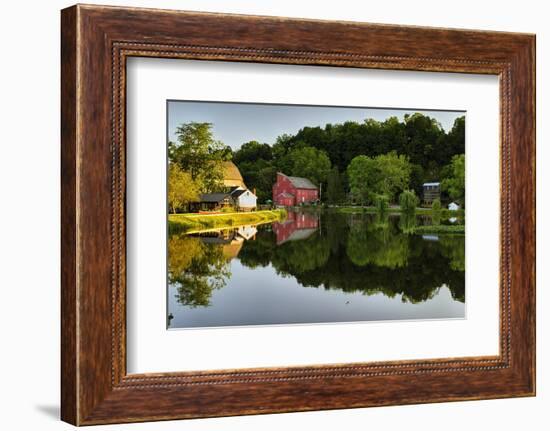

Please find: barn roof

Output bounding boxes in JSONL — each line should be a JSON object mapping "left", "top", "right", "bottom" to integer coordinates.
{"left": 200, "top": 193, "right": 230, "bottom": 203}
{"left": 279, "top": 173, "right": 317, "bottom": 189}
{"left": 223, "top": 161, "right": 243, "bottom": 181}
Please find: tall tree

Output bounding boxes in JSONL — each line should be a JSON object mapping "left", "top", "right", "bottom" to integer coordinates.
{"left": 169, "top": 122, "right": 229, "bottom": 193}
{"left": 288, "top": 146, "right": 331, "bottom": 185}
{"left": 347, "top": 152, "right": 411, "bottom": 204}
{"left": 347, "top": 155, "right": 377, "bottom": 205}
{"left": 375, "top": 151, "right": 412, "bottom": 201}
{"left": 326, "top": 167, "right": 345, "bottom": 204}
{"left": 168, "top": 163, "right": 199, "bottom": 213}
{"left": 441, "top": 154, "right": 465, "bottom": 205}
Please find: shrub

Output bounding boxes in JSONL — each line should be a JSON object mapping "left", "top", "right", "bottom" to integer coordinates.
{"left": 374, "top": 194, "right": 389, "bottom": 213}
{"left": 399, "top": 190, "right": 418, "bottom": 213}
{"left": 431, "top": 198, "right": 442, "bottom": 212}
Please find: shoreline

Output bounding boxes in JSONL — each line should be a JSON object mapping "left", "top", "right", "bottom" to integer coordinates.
{"left": 169, "top": 209, "right": 287, "bottom": 234}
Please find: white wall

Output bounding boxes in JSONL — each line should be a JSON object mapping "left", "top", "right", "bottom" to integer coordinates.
{"left": 0, "top": 0, "right": 546, "bottom": 430}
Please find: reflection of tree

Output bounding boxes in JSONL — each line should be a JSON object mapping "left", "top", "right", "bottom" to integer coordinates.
{"left": 399, "top": 211, "right": 417, "bottom": 234}
{"left": 239, "top": 212, "right": 465, "bottom": 304}
{"left": 346, "top": 218, "right": 408, "bottom": 269}
{"left": 439, "top": 235, "right": 465, "bottom": 272}
{"left": 168, "top": 234, "right": 230, "bottom": 307}
{"left": 239, "top": 229, "right": 330, "bottom": 275}
{"left": 169, "top": 212, "right": 466, "bottom": 307}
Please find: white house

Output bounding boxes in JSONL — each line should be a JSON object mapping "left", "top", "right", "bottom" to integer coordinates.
{"left": 448, "top": 202, "right": 460, "bottom": 211}
{"left": 231, "top": 187, "right": 257, "bottom": 211}
{"left": 237, "top": 225, "right": 258, "bottom": 240}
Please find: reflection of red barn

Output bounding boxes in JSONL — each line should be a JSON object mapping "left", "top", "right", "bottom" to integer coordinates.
{"left": 272, "top": 172, "right": 318, "bottom": 207}
{"left": 272, "top": 211, "right": 319, "bottom": 245}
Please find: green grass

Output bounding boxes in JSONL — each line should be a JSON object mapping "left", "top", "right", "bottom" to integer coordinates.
{"left": 413, "top": 224, "right": 465, "bottom": 234}
{"left": 169, "top": 209, "right": 287, "bottom": 234}
{"left": 332, "top": 206, "right": 464, "bottom": 218}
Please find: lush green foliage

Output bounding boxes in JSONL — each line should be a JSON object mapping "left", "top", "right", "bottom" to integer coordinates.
{"left": 431, "top": 198, "right": 442, "bottom": 212}
{"left": 413, "top": 224, "right": 465, "bottom": 234}
{"left": 441, "top": 154, "right": 466, "bottom": 205}
{"left": 176, "top": 212, "right": 465, "bottom": 306}
{"left": 231, "top": 114, "right": 464, "bottom": 202}
{"left": 374, "top": 194, "right": 389, "bottom": 214}
{"left": 347, "top": 152, "right": 411, "bottom": 204}
{"left": 287, "top": 146, "right": 331, "bottom": 185}
{"left": 169, "top": 113, "right": 465, "bottom": 208}
{"left": 169, "top": 122, "right": 229, "bottom": 193}
{"left": 326, "top": 166, "right": 346, "bottom": 204}
{"left": 399, "top": 190, "right": 419, "bottom": 213}
{"left": 167, "top": 163, "right": 199, "bottom": 213}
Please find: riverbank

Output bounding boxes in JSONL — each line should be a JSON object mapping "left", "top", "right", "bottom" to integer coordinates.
{"left": 332, "top": 205, "right": 464, "bottom": 218}
{"left": 412, "top": 224, "right": 465, "bottom": 234}
{"left": 169, "top": 209, "right": 287, "bottom": 234}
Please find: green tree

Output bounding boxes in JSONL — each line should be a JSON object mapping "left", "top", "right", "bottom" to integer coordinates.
{"left": 431, "top": 198, "right": 442, "bottom": 226}
{"left": 374, "top": 194, "right": 389, "bottom": 214}
{"left": 167, "top": 163, "right": 199, "bottom": 213}
{"left": 233, "top": 141, "right": 276, "bottom": 203}
{"left": 399, "top": 190, "right": 419, "bottom": 213}
{"left": 441, "top": 154, "right": 465, "bottom": 205}
{"left": 375, "top": 151, "right": 412, "bottom": 201}
{"left": 233, "top": 141, "right": 272, "bottom": 164}
{"left": 347, "top": 155, "right": 376, "bottom": 205}
{"left": 326, "top": 167, "right": 345, "bottom": 204}
{"left": 288, "top": 146, "right": 331, "bottom": 186}
{"left": 168, "top": 235, "right": 231, "bottom": 307}
{"left": 347, "top": 152, "right": 411, "bottom": 204}
{"left": 169, "top": 122, "right": 229, "bottom": 193}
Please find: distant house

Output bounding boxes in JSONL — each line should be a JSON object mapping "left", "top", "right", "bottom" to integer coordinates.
{"left": 423, "top": 182, "right": 441, "bottom": 204}
{"left": 193, "top": 193, "right": 233, "bottom": 211}
{"left": 272, "top": 172, "right": 319, "bottom": 206}
{"left": 448, "top": 202, "right": 460, "bottom": 211}
{"left": 190, "top": 162, "right": 257, "bottom": 212}
{"left": 230, "top": 187, "right": 257, "bottom": 211}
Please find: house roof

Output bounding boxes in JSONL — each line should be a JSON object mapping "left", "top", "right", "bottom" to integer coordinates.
{"left": 423, "top": 182, "right": 440, "bottom": 187}
{"left": 200, "top": 193, "right": 230, "bottom": 203}
{"left": 230, "top": 188, "right": 257, "bottom": 199}
{"left": 231, "top": 189, "right": 247, "bottom": 198}
{"left": 279, "top": 173, "right": 317, "bottom": 189}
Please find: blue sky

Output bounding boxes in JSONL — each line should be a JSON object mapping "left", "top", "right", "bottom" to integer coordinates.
{"left": 167, "top": 100, "right": 465, "bottom": 150}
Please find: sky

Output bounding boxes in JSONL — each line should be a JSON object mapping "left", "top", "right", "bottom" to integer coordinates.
{"left": 167, "top": 100, "right": 465, "bottom": 151}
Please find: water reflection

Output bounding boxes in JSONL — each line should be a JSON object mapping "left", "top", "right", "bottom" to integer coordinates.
{"left": 168, "top": 210, "right": 465, "bottom": 327}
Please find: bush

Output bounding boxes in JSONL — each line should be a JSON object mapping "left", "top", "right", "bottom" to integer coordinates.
{"left": 431, "top": 198, "right": 441, "bottom": 212}
{"left": 374, "top": 194, "right": 389, "bottom": 213}
{"left": 399, "top": 190, "right": 418, "bottom": 212}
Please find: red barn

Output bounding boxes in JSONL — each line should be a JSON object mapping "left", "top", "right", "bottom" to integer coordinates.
{"left": 272, "top": 173, "right": 319, "bottom": 206}
{"left": 273, "top": 211, "right": 319, "bottom": 244}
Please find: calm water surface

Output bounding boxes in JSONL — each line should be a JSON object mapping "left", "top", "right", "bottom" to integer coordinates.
{"left": 167, "top": 210, "right": 465, "bottom": 328}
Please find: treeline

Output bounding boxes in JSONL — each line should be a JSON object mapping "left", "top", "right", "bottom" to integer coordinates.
{"left": 168, "top": 113, "right": 466, "bottom": 209}
{"left": 232, "top": 113, "right": 465, "bottom": 205}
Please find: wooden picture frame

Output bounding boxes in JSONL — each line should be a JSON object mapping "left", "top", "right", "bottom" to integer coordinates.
{"left": 61, "top": 4, "right": 535, "bottom": 425}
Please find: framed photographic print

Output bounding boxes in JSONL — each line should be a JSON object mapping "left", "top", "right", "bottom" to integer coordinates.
{"left": 61, "top": 4, "right": 535, "bottom": 425}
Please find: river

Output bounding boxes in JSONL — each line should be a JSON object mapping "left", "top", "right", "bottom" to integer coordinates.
{"left": 167, "top": 210, "right": 465, "bottom": 328}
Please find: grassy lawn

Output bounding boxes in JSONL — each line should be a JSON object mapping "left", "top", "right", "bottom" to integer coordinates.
{"left": 332, "top": 205, "right": 464, "bottom": 216}
{"left": 413, "top": 224, "right": 465, "bottom": 234}
{"left": 169, "top": 209, "right": 287, "bottom": 234}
